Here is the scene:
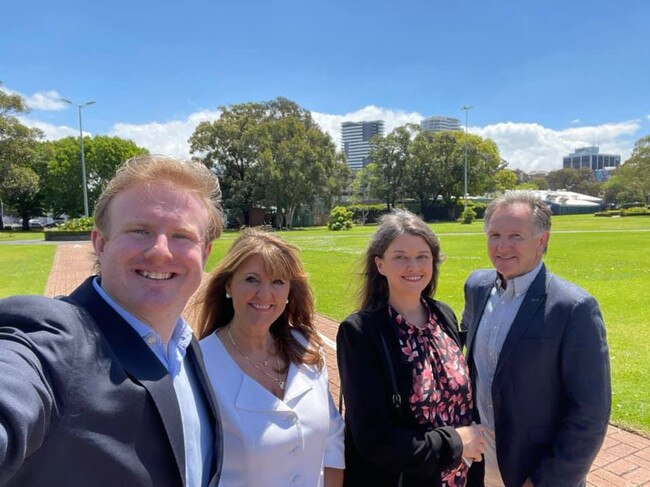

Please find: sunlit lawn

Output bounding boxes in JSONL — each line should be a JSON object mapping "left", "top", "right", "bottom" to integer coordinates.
{"left": 0, "top": 244, "right": 56, "bottom": 295}
{"left": 1, "top": 215, "right": 648, "bottom": 433}
{"left": 0, "top": 230, "right": 45, "bottom": 241}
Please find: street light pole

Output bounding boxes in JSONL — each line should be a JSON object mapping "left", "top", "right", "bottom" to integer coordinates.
{"left": 461, "top": 105, "right": 473, "bottom": 211}
{"left": 62, "top": 98, "right": 95, "bottom": 217}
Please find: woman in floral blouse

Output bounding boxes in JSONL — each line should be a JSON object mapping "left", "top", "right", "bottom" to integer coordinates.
{"left": 337, "top": 209, "right": 486, "bottom": 487}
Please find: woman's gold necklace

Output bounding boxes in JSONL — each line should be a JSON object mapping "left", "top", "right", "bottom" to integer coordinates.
{"left": 227, "top": 326, "right": 286, "bottom": 391}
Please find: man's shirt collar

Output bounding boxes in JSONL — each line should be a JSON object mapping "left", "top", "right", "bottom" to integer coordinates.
{"left": 92, "top": 277, "right": 191, "bottom": 375}
{"left": 496, "top": 262, "right": 543, "bottom": 297}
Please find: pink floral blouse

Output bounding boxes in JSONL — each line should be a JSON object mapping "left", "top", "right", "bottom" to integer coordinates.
{"left": 389, "top": 302, "right": 473, "bottom": 487}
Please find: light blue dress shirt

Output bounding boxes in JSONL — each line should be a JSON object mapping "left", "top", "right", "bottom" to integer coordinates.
{"left": 93, "top": 278, "right": 213, "bottom": 487}
{"left": 473, "top": 263, "right": 542, "bottom": 487}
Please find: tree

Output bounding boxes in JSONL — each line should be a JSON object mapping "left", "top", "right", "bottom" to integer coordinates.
{"left": 603, "top": 135, "right": 650, "bottom": 205}
{"left": 492, "top": 169, "right": 518, "bottom": 192}
{"left": 367, "top": 125, "right": 416, "bottom": 211}
{"left": 546, "top": 167, "right": 600, "bottom": 196}
{"left": 39, "top": 136, "right": 147, "bottom": 217}
{"left": 190, "top": 97, "right": 347, "bottom": 227}
{"left": 349, "top": 164, "right": 380, "bottom": 224}
{"left": 1, "top": 164, "right": 41, "bottom": 229}
{"left": 405, "top": 130, "right": 501, "bottom": 216}
{"left": 190, "top": 102, "right": 267, "bottom": 225}
{"left": 256, "top": 114, "right": 346, "bottom": 228}
{"left": 0, "top": 83, "right": 44, "bottom": 228}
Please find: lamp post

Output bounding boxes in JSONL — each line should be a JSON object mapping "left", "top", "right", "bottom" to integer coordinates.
{"left": 461, "top": 105, "right": 473, "bottom": 211}
{"left": 62, "top": 98, "right": 95, "bottom": 217}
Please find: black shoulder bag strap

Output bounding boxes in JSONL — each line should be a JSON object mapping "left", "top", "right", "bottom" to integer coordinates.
{"left": 337, "top": 330, "right": 405, "bottom": 420}
{"left": 379, "top": 332, "right": 404, "bottom": 420}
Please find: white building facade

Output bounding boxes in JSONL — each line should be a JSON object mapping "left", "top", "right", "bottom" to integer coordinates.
{"left": 420, "top": 116, "right": 462, "bottom": 133}
{"left": 341, "top": 120, "right": 385, "bottom": 171}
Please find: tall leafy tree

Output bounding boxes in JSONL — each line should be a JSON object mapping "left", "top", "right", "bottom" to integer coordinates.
{"left": 546, "top": 167, "right": 600, "bottom": 196}
{"left": 190, "top": 97, "right": 347, "bottom": 227}
{"left": 405, "top": 130, "right": 501, "bottom": 215}
{"left": 367, "top": 125, "right": 416, "bottom": 210}
{"left": 603, "top": 135, "right": 650, "bottom": 205}
{"left": 492, "top": 169, "right": 518, "bottom": 192}
{"left": 0, "top": 83, "right": 44, "bottom": 228}
{"left": 39, "top": 135, "right": 147, "bottom": 217}
{"left": 190, "top": 102, "right": 271, "bottom": 225}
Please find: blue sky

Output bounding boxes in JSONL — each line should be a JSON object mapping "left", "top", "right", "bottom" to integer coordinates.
{"left": 2, "top": 0, "right": 649, "bottom": 171}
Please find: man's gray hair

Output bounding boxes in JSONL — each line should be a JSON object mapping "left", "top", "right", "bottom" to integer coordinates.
{"left": 484, "top": 191, "right": 552, "bottom": 235}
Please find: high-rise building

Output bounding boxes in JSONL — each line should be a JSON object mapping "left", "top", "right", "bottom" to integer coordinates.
{"left": 562, "top": 146, "right": 620, "bottom": 181}
{"left": 420, "top": 116, "right": 462, "bottom": 133}
{"left": 341, "top": 121, "right": 385, "bottom": 170}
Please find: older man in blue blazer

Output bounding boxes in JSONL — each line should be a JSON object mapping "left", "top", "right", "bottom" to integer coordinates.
{"left": 0, "top": 155, "right": 224, "bottom": 486}
{"left": 462, "top": 191, "right": 610, "bottom": 487}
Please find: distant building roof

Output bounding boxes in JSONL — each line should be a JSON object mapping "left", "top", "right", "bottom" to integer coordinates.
{"left": 534, "top": 190, "right": 603, "bottom": 207}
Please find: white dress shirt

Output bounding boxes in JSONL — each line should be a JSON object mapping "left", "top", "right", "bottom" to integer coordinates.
{"left": 200, "top": 330, "right": 344, "bottom": 487}
{"left": 473, "top": 263, "right": 542, "bottom": 487}
{"left": 93, "top": 278, "right": 213, "bottom": 487}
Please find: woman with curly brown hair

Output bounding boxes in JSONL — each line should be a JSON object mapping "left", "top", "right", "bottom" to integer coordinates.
{"left": 197, "top": 229, "right": 344, "bottom": 487}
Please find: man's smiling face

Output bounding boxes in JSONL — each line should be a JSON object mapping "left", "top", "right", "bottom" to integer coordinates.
{"left": 92, "top": 181, "right": 211, "bottom": 331}
{"left": 486, "top": 202, "right": 549, "bottom": 281}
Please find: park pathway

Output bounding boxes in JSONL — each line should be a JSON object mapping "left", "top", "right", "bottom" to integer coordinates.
{"left": 44, "top": 242, "right": 650, "bottom": 486}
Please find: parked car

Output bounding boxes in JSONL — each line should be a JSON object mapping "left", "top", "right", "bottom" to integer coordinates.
{"left": 45, "top": 219, "right": 65, "bottom": 228}
{"left": 28, "top": 219, "right": 44, "bottom": 230}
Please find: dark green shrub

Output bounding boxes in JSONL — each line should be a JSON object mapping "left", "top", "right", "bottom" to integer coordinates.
{"left": 328, "top": 206, "right": 353, "bottom": 231}
{"left": 56, "top": 217, "right": 95, "bottom": 231}
{"left": 469, "top": 202, "right": 487, "bottom": 219}
{"left": 620, "top": 206, "right": 650, "bottom": 216}
{"left": 459, "top": 207, "right": 477, "bottom": 224}
{"left": 346, "top": 204, "right": 387, "bottom": 224}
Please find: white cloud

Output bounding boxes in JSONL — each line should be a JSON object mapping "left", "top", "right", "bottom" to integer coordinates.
{"left": 2, "top": 86, "right": 68, "bottom": 111}
{"left": 475, "top": 120, "right": 639, "bottom": 172}
{"left": 312, "top": 105, "right": 423, "bottom": 149}
{"left": 25, "top": 90, "right": 68, "bottom": 111}
{"left": 18, "top": 116, "right": 79, "bottom": 139}
{"left": 110, "top": 109, "right": 221, "bottom": 160}
{"left": 570, "top": 118, "right": 580, "bottom": 124}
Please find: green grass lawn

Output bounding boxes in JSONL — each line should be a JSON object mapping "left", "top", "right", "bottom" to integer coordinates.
{"left": 0, "top": 230, "right": 45, "bottom": 241}
{"left": 1, "top": 214, "right": 648, "bottom": 433}
{"left": 0, "top": 245, "right": 56, "bottom": 295}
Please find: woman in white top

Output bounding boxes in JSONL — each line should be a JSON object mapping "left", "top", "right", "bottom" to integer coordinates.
{"left": 196, "top": 229, "right": 345, "bottom": 487}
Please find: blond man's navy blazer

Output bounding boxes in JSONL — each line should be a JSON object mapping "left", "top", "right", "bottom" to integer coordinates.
{"left": 0, "top": 277, "right": 223, "bottom": 486}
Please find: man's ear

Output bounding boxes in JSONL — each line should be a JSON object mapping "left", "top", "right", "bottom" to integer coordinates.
{"left": 538, "top": 231, "right": 550, "bottom": 256}
{"left": 91, "top": 228, "right": 105, "bottom": 256}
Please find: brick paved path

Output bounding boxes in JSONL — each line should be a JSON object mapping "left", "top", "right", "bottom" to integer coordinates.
{"left": 45, "top": 242, "right": 650, "bottom": 486}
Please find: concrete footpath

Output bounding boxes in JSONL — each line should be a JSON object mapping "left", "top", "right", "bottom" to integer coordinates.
{"left": 45, "top": 242, "right": 650, "bottom": 486}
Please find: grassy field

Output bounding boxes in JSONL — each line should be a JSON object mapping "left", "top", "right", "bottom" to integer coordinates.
{"left": 0, "top": 244, "right": 56, "bottom": 295}
{"left": 1, "top": 215, "right": 648, "bottom": 433}
{"left": 0, "top": 230, "right": 45, "bottom": 241}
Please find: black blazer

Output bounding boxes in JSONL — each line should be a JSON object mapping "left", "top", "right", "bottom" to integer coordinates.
{"left": 462, "top": 266, "right": 611, "bottom": 487}
{"left": 337, "top": 297, "right": 477, "bottom": 487}
{"left": 0, "top": 277, "right": 223, "bottom": 486}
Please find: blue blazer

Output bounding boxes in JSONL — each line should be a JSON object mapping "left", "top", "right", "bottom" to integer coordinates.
{"left": 461, "top": 265, "right": 611, "bottom": 487}
{"left": 0, "top": 276, "right": 223, "bottom": 486}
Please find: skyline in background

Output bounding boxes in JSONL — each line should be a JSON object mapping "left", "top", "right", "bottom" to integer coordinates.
{"left": 2, "top": 0, "right": 649, "bottom": 172}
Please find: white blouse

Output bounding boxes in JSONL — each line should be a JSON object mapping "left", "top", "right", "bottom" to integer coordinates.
{"left": 200, "top": 331, "right": 345, "bottom": 487}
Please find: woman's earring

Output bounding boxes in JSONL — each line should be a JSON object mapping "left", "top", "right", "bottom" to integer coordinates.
{"left": 226, "top": 292, "right": 231, "bottom": 299}
{"left": 285, "top": 299, "right": 289, "bottom": 304}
